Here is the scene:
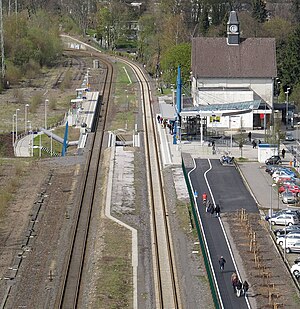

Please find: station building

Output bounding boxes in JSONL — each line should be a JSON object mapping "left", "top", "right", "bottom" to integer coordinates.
{"left": 178, "top": 11, "right": 277, "bottom": 141}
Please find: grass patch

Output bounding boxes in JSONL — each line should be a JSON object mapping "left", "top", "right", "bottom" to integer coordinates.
{"left": 96, "top": 220, "right": 132, "bottom": 309}
{"left": 32, "top": 126, "right": 80, "bottom": 157}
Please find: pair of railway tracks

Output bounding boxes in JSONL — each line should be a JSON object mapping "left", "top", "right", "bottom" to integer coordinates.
{"left": 55, "top": 38, "right": 180, "bottom": 308}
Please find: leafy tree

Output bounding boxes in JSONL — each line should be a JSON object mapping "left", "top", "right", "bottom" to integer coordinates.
{"left": 277, "top": 24, "right": 300, "bottom": 91}
{"left": 160, "top": 43, "right": 191, "bottom": 85}
{"left": 199, "top": 6, "right": 209, "bottom": 35}
{"left": 291, "top": 0, "right": 300, "bottom": 23}
{"left": 251, "top": 0, "right": 268, "bottom": 23}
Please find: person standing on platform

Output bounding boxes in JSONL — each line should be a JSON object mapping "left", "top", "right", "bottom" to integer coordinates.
{"left": 248, "top": 132, "right": 252, "bottom": 142}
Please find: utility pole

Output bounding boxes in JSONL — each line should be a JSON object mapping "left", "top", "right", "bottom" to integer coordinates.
{"left": 0, "top": 0, "right": 5, "bottom": 83}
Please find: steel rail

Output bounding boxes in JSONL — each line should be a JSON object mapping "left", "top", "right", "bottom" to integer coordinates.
{"left": 55, "top": 55, "right": 113, "bottom": 309}
{"left": 121, "top": 59, "right": 180, "bottom": 309}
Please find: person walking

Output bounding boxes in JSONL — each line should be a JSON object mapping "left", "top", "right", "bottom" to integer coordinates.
{"left": 218, "top": 256, "right": 226, "bottom": 271}
{"left": 206, "top": 200, "right": 211, "bottom": 213}
{"left": 215, "top": 204, "right": 221, "bottom": 217}
{"left": 236, "top": 280, "right": 243, "bottom": 297}
{"left": 231, "top": 273, "right": 238, "bottom": 294}
{"left": 242, "top": 280, "right": 249, "bottom": 296}
{"left": 282, "top": 148, "right": 286, "bottom": 159}
{"left": 210, "top": 204, "right": 215, "bottom": 217}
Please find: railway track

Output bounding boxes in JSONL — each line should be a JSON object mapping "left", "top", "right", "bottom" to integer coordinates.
{"left": 57, "top": 35, "right": 180, "bottom": 308}
{"left": 55, "top": 54, "right": 113, "bottom": 309}
{"left": 121, "top": 59, "right": 181, "bottom": 308}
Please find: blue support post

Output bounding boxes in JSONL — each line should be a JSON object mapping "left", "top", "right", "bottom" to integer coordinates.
{"left": 173, "top": 66, "right": 182, "bottom": 144}
{"left": 61, "top": 121, "right": 69, "bottom": 156}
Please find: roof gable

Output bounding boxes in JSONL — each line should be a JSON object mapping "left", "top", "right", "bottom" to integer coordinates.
{"left": 192, "top": 37, "right": 277, "bottom": 78}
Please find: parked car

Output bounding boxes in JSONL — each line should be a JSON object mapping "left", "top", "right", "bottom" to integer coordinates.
{"left": 265, "top": 165, "right": 283, "bottom": 175}
{"left": 273, "top": 209, "right": 300, "bottom": 220}
{"left": 270, "top": 214, "right": 299, "bottom": 226}
{"left": 283, "top": 240, "right": 300, "bottom": 253}
{"left": 291, "top": 263, "right": 300, "bottom": 278}
{"left": 272, "top": 169, "right": 296, "bottom": 179}
{"left": 277, "top": 233, "right": 300, "bottom": 246}
{"left": 282, "top": 191, "right": 298, "bottom": 204}
{"left": 285, "top": 132, "right": 295, "bottom": 141}
{"left": 273, "top": 175, "right": 297, "bottom": 184}
{"left": 278, "top": 184, "right": 300, "bottom": 195}
{"left": 294, "top": 257, "right": 300, "bottom": 264}
{"left": 274, "top": 225, "right": 300, "bottom": 236}
{"left": 266, "top": 155, "right": 282, "bottom": 165}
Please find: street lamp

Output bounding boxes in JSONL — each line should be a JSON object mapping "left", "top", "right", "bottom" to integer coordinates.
{"left": 12, "top": 114, "right": 16, "bottom": 146}
{"left": 270, "top": 183, "right": 277, "bottom": 230}
{"left": 285, "top": 87, "right": 290, "bottom": 129}
{"left": 45, "top": 99, "right": 49, "bottom": 129}
{"left": 15, "top": 108, "right": 20, "bottom": 145}
{"left": 27, "top": 120, "right": 33, "bottom": 157}
{"left": 25, "top": 104, "right": 29, "bottom": 134}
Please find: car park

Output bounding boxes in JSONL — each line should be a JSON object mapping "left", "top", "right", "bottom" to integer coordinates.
{"left": 283, "top": 240, "right": 300, "bottom": 253}
{"left": 282, "top": 191, "right": 298, "bottom": 204}
{"left": 265, "top": 155, "right": 281, "bottom": 165}
{"left": 291, "top": 263, "right": 300, "bottom": 278}
{"left": 274, "top": 225, "right": 300, "bottom": 236}
{"left": 270, "top": 213, "right": 299, "bottom": 226}
{"left": 277, "top": 233, "right": 300, "bottom": 246}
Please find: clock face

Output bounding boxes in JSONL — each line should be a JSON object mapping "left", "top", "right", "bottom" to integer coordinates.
{"left": 229, "top": 25, "right": 238, "bottom": 33}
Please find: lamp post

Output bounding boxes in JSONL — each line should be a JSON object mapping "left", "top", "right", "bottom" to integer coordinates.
{"left": 285, "top": 87, "right": 290, "bottom": 129}
{"left": 25, "top": 103, "right": 29, "bottom": 134}
{"left": 27, "top": 120, "right": 33, "bottom": 156}
{"left": 270, "top": 183, "right": 277, "bottom": 230}
{"left": 45, "top": 99, "right": 49, "bottom": 129}
{"left": 15, "top": 108, "right": 20, "bottom": 145}
{"left": 12, "top": 113, "right": 16, "bottom": 146}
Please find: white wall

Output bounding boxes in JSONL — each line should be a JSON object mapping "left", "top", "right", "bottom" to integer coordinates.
{"left": 192, "top": 77, "right": 274, "bottom": 107}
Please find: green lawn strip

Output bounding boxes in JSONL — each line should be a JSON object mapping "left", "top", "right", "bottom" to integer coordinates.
{"left": 96, "top": 220, "right": 132, "bottom": 309}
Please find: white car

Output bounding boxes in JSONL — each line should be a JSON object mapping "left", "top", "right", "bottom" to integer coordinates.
{"left": 282, "top": 240, "right": 300, "bottom": 253}
{"left": 270, "top": 214, "right": 299, "bottom": 226}
{"left": 276, "top": 233, "right": 300, "bottom": 246}
{"left": 291, "top": 263, "right": 300, "bottom": 278}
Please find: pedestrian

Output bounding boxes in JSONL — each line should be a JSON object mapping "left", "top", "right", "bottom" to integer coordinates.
{"left": 157, "top": 115, "right": 160, "bottom": 123}
{"left": 231, "top": 273, "right": 238, "bottom": 293}
{"left": 294, "top": 156, "right": 297, "bottom": 167}
{"left": 210, "top": 204, "right": 215, "bottom": 217}
{"left": 258, "top": 139, "right": 262, "bottom": 144}
{"left": 202, "top": 192, "right": 207, "bottom": 202}
{"left": 282, "top": 148, "right": 286, "bottom": 159}
{"left": 215, "top": 204, "right": 221, "bottom": 217}
{"left": 206, "top": 200, "right": 211, "bottom": 213}
{"left": 252, "top": 140, "right": 257, "bottom": 149}
{"left": 212, "top": 144, "right": 216, "bottom": 155}
{"left": 236, "top": 280, "right": 243, "bottom": 297}
{"left": 248, "top": 132, "right": 251, "bottom": 142}
{"left": 218, "top": 256, "right": 226, "bottom": 271}
{"left": 242, "top": 280, "right": 249, "bottom": 296}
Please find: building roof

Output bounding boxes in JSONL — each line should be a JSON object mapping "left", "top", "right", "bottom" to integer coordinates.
{"left": 192, "top": 37, "right": 277, "bottom": 78}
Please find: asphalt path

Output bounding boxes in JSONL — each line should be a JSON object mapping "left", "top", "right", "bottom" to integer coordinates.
{"left": 189, "top": 159, "right": 259, "bottom": 309}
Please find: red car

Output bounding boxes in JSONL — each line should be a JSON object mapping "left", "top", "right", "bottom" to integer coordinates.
{"left": 279, "top": 184, "right": 300, "bottom": 196}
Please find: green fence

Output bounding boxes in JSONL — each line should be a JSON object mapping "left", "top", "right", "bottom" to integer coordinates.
{"left": 182, "top": 158, "right": 221, "bottom": 309}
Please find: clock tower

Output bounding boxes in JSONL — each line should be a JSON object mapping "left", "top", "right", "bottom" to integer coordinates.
{"left": 227, "top": 11, "right": 240, "bottom": 45}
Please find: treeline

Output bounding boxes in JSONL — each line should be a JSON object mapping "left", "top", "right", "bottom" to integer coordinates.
{"left": 2, "top": 0, "right": 300, "bottom": 104}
